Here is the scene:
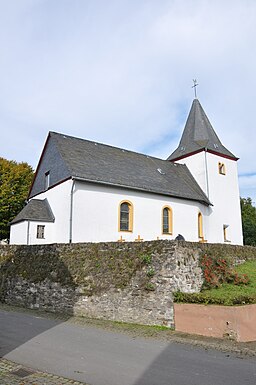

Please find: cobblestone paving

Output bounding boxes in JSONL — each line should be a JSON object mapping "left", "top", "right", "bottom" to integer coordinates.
{"left": 0, "top": 359, "right": 87, "bottom": 385}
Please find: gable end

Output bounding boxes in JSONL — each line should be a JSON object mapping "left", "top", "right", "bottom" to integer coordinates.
{"left": 29, "top": 133, "right": 71, "bottom": 198}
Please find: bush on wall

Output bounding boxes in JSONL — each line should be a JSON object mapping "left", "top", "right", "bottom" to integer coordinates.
{"left": 200, "top": 254, "right": 249, "bottom": 289}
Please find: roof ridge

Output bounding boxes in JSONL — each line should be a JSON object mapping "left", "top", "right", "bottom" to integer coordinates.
{"left": 50, "top": 131, "right": 180, "bottom": 164}
{"left": 28, "top": 131, "right": 211, "bottom": 206}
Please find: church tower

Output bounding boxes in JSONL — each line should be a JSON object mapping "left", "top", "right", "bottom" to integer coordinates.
{"left": 168, "top": 98, "right": 243, "bottom": 245}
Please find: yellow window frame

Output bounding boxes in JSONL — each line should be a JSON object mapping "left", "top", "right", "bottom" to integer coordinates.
{"left": 218, "top": 162, "right": 226, "bottom": 175}
{"left": 198, "top": 212, "right": 203, "bottom": 239}
{"left": 118, "top": 200, "right": 133, "bottom": 232}
{"left": 162, "top": 206, "right": 173, "bottom": 235}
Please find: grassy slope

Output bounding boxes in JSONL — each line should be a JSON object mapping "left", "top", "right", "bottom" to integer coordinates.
{"left": 174, "top": 260, "right": 256, "bottom": 306}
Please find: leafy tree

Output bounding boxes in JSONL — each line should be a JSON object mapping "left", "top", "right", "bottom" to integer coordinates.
{"left": 0, "top": 158, "right": 34, "bottom": 240}
{"left": 240, "top": 197, "right": 256, "bottom": 246}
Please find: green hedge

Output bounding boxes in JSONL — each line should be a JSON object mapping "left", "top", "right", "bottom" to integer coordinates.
{"left": 174, "top": 260, "right": 256, "bottom": 306}
{"left": 173, "top": 291, "right": 256, "bottom": 306}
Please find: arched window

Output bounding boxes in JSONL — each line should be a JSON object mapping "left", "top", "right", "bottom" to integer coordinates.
{"left": 218, "top": 162, "right": 226, "bottom": 175}
{"left": 162, "top": 206, "right": 173, "bottom": 234}
{"left": 119, "top": 201, "right": 133, "bottom": 232}
{"left": 198, "top": 212, "right": 203, "bottom": 239}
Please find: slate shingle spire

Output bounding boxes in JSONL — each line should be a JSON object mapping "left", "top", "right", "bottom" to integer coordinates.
{"left": 167, "top": 99, "right": 238, "bottom": 161}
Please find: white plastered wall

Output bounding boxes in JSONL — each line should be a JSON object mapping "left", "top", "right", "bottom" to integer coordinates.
{"left": 10, "top": 221, "right": 57, "bottom": 245}
{"left": 28, "top": 221, "right": 55, "bottom": 245}
{"left": 71, "top": 181, "right": 206, "bottom": 243}
{"left": 10, "top": 179, "right": 73, "bottom": 245}
{"left": 10, "top": 221, "right": 28, "bottom": 244}
{"left": 176, "top": 152, "right": 243, "bottom": 245}
{"left": 11, "top": 175, "right": 232, "bottom": 245}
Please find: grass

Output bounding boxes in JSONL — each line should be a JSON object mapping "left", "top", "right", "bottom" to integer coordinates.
{"left": 202, "top": 260, "right": 256, "bottom": 304}
{"left": 174, "top": 260, "right": 256, "bottom": 306}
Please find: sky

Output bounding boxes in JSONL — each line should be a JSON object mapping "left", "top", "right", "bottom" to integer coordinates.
{"left": 0, "top": 0, "right": 255, "bottom": 203}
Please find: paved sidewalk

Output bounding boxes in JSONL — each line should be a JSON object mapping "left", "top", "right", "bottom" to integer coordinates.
{"left": 0, "top": 358, "right": 87, "bottom": 385}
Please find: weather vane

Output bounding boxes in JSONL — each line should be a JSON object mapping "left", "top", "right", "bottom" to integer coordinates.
{"left": 192, "top": 79, "right": 198, "bottom": 98}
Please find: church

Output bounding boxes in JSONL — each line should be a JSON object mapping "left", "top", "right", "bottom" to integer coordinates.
{"left": 9, "top": 98, "right": 243, "bottom": 245}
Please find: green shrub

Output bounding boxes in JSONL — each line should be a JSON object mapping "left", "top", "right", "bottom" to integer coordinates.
{"left": 140, "top": 254, "right": 152, "bottom": 265}
{"left": 173, "top": 291, "right": 256, "bottom": 305}
{"left": 174, "top": 260, "right": 256, "bottom": 306}
{"left": 200, "top": 254, "right": 249, "bottom": 289}
{"left": 147, "top": 267, "right": 155, "bottom": 277}
{"left": 145, "top": 282, "right": 155, "bottom": 291}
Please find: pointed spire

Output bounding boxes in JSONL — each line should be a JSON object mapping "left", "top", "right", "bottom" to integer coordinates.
{"left": 167, "top": 99, "right": 238, "bottom": 161}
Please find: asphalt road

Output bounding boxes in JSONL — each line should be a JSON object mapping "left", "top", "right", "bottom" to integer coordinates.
{"left": 0, "top": 308, "right": 256, "bottom": 385}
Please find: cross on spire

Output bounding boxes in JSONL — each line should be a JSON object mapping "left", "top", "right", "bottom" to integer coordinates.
{"left": 192, "top": 79, "right": 199, "bottom": 99}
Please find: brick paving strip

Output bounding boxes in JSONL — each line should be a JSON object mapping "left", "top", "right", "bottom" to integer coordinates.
{"left": 0, "top": 358, "right": 87, "bottom": 385}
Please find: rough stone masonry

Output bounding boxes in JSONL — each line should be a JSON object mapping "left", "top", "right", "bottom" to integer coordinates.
{"left": 0, "top": 241, "right": 255, "bottom": 327}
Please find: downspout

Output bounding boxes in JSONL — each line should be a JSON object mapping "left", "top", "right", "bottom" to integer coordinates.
{"left": 69, "top": 178, "right": 75, "bottom": 243}
{"left": 27, "top": 220, "right": 30, "bottom": 245}
{"left": 204, "top": 148, "right": 210, "bottom": 198}
{"left": 204, "top": 148, "right": 210, "bottom": 242}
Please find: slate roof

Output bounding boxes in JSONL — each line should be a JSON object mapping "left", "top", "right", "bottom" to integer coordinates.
{"left": 167, "top": 99, "right": 238, "bottom": 161}
{"left": 10, "top": 199, "right": 55, "bottom": 225}
{"left": 45, "top": 131, "right": 211, "bottom": 205}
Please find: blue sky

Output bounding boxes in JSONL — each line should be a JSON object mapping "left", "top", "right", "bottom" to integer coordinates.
{"left": 0, "top": 0, "right": 256, "bottom": 203}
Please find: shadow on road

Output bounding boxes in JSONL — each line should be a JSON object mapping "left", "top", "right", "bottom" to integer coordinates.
{"left": 133, "top": 342, "right": 256, "bottom": 385}
{"left": 0, "top": 244, "right": 78, "bottom": 357}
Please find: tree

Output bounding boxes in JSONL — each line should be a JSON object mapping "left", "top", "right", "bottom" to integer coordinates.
{"left": 0, "top": 158, "right": 34, "bottom": 240}
{"left": 240, "top": 197, "right": 256, "bottom": 246}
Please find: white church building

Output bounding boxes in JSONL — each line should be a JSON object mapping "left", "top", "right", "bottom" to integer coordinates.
{"left": 10, "top": 98, "right": 243, "bottom": 245}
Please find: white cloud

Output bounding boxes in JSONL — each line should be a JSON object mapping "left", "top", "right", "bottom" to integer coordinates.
{"left": 0, "top": 0, "right": 255, "bottom": 200}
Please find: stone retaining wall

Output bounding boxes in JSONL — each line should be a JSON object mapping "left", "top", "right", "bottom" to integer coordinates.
{"left": 0, "top": 241, "right": 255, "bottom": 327}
